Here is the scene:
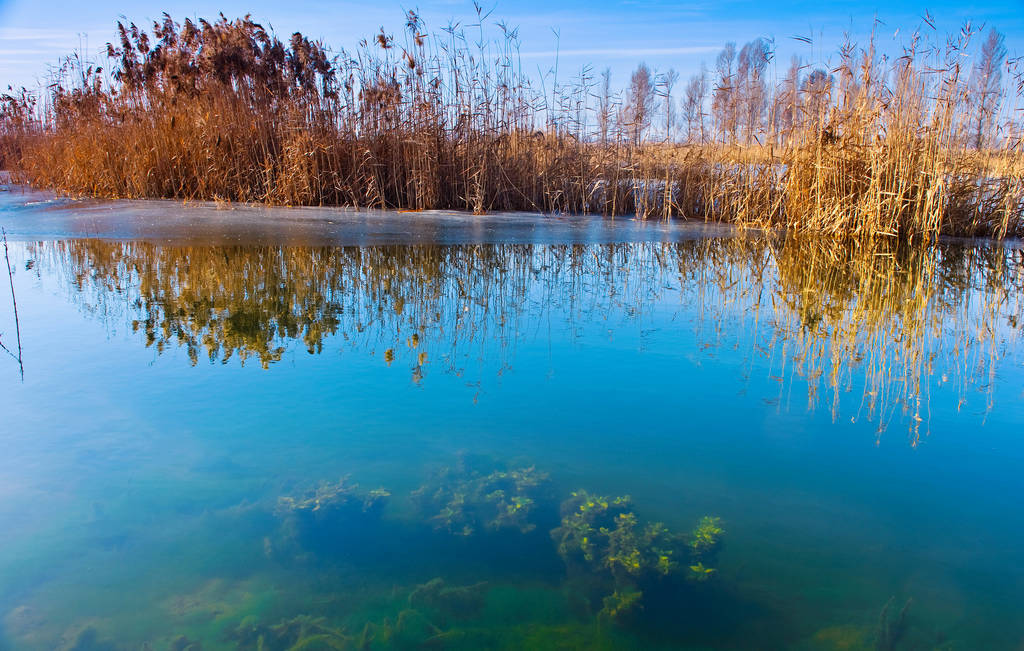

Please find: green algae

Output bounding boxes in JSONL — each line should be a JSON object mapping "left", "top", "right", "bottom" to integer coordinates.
{"left": 230, "top": 612, "right": 439, "bottom": 651}
{"left": 408, "top": 578, "right": 489, "bottom": 626}
{"left": 230, "top": 614, "right": 350, "bottom": 650}
{"left": 225, "top": 586, "right": 484, "bottom": 651}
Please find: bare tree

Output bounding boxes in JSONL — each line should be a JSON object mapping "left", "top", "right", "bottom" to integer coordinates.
{"left": 682, "top": 65, "right": 708, "bottom": 143}
{"left": 712, "top": 42, "right": 737, "bottom": 142}
{"left": 970, "top": 27, "right": 1006, "bottom": 149}
{"left": 774, "top": 55, "right": 802, "bottom": 137}
{"left": 802, "top": 68, "right": 833, "bottom": 134}
{"left": 737, "top": 38, "right": 771, "bottom": 142}
{"left": 660, "top": 68, "right": 679, "bottom": 141}
{"left": 596, "top": 67, "right": 613, "bottom": 144}
{"left": 627, "top": 62, "right": 656, "bottom": 145}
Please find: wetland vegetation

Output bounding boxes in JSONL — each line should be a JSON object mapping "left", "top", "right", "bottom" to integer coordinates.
{"left": 1, "top": 9, "right": 1023, "bottom": 239}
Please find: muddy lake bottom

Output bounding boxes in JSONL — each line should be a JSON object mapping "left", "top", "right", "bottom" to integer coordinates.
{"left": 0, "top": 188, "right": 1022, "bottom": 650}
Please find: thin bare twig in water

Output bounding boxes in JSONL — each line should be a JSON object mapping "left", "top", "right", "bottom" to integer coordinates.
{"left": 1, "top": 227, "right": 23, "bottom": 380}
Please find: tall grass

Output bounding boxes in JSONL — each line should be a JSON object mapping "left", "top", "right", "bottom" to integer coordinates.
{"left": 2, "top": 11, "right": 1023, "bottom": 239}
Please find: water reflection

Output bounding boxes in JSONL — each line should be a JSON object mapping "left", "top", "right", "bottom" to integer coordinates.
{"left": 30, "top": 236, "right": 1023, "bottom": 439}
{"left": 5, "top": 232, "right": 1024, "bottom": 650}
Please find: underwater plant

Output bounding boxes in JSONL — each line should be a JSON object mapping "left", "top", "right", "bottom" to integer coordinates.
{"left": 411, "top": 456, "right": 552, "bottom": 536}
{"left": 274, "top": 478, "right": 390, "bottom": 552}
{"left": 277, "top": 478, "right": 390, "bottom": 522}
{"left": 687, "top": 516, "right": 724, "bottom": 581}
{"left": 230, "top": 614, "right": 351, "bottom": 650}
{"left": 551, "top": 491, "right": 723, "bottom": 620}
{"left": 598, "top": 589, "right": 644, "bottom": 623}
{"left": 230, "top": 610, "right": 446, "bottom": 650}
{"left": 408, "top": 577, "right": 489, "bottom": 626}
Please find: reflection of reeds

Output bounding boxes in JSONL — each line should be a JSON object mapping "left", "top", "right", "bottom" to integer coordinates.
{"left": 762, "top": 238, "right": 1022, "bottom": 443}
{"left": 1, "top": 13, "right": 1022, "bottom": 238}
{"left": 31, "top": 236, "right": 1022, "bottom": 440}
{"left": 0, "top": 228, "right": 24, "bottom": 379}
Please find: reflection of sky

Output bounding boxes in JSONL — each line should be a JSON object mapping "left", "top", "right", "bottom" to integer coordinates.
{"left": 1, "top": 0, "right": 1021, "bottom": 94}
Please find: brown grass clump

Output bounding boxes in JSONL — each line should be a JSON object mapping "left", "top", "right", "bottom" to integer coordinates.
{"left": 1, "top": 11, "right": 1022, "bottom": 240}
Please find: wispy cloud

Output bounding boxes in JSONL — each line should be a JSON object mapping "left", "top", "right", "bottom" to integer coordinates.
{"left": 518, "top": 45, "right": 719, "bottom": 59}
{"left": 0, "top": 27, "right": 102, "bottom": 41}
{"left": 0, "top": 48, "right": 53, "bottom": 55}
{"left": 0, "top": 24, "right": 110, "bottom": 72}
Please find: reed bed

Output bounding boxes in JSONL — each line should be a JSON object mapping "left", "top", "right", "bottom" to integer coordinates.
{"left": 2, "top": 11, "right": 1023, "bottom": 240}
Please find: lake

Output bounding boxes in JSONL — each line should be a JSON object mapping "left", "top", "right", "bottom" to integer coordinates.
{"left": 0, "top": 188, "right": 1022, "bottom": 650}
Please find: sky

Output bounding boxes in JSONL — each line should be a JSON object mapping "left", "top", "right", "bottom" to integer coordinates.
{"left": 0, "top": 0, "right": 1021, "bottom": 93}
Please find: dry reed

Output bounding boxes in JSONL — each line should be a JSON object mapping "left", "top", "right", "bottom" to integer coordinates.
{"left": 1, "top": 11, "right": 1023, "bottom": 240}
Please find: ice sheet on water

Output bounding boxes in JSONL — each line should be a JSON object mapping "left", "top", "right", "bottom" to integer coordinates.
{"left": 0, "top": 186, "right": 741, "bottom": 245}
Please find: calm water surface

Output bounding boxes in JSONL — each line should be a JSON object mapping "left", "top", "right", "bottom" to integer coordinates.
{"left": 0, "top": 188, "right": 1022, "bottom": 650}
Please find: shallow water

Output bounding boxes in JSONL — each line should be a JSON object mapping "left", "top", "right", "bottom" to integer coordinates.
{"left": 1, "top": 188, "right": 1022, "bottom": 650}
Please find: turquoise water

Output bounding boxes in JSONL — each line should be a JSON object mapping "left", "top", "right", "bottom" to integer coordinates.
{"left": 1, "top": 190, "right": 1022, "bottom": 650}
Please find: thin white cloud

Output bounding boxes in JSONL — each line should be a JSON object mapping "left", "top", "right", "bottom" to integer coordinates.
{"left": 0, "top": 49, "right": 53, "bottom": 55}
{"left": 0, "top": 27, "right": 90, "bottom": 40}
{"left": 518, "top": 46, "right": 719, "bottom": 59}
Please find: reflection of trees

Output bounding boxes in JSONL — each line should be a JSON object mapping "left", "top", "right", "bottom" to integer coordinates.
{"left": 32, "top": 237, "right": 1022, "bottom": 440}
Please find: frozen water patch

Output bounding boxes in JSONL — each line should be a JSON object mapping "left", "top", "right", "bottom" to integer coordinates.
{"left": 0, "top": 186, "right": 745, "bottom": 245}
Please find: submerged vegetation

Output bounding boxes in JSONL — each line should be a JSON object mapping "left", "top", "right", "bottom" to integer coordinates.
{"left": 276, "top": 478, "right": 390, "bottom": 522}
{"left": 229, "top": 607, "right": 458, "bottom": 650}
{"left": 553, "top": 491, "right": 723, "bottom": 620}
{"left": 274, "top": 478, "right": 390, "bottom": 555}
{"left": 1, "top": 11, "right": 1023, "bottom": 239}
{"left": 263, "top": 458, "right": 725, "bottom": 646}
{"left": 412, "top": 456, "right": 552, "bottom": 536}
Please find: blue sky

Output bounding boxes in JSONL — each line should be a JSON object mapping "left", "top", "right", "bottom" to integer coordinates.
{"left": 1, "top": 1, "right": 1021, "bottom": 92}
